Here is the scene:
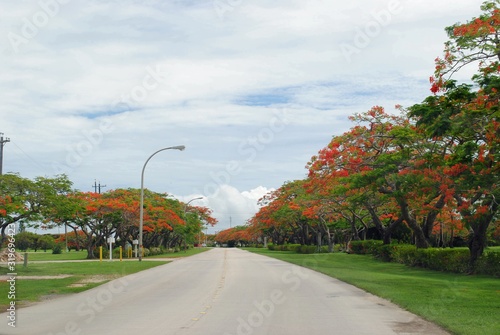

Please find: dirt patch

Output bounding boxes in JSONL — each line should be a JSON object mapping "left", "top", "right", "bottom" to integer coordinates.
{"left": 391, "top": 318, "right": 450, "bottom": 334}
{"left": 0, "top": 274, "right": 72, "bottom": 281}
{"left": 0, "top": 249, "right": 24, "bottom": 262}
{"left": 67, "top": 274, "right": 117, "bottom": 287}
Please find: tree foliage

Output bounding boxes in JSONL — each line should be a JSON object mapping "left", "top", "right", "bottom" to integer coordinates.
{"left": 247, "top": 1, "right": 499, "bottom": 270}
{"left": 0, "top": 175, "right": 217, "bottom": 259}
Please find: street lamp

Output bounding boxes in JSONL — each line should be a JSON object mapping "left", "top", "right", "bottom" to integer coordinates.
{"left": 139, "top": 145, "right": 185, "bottom": 261}
{"left": 183, "top": 197, "right": 203, "bottom": 217}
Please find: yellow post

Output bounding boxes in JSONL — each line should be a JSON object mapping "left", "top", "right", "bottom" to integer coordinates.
{"left": 120, "top": 246, "right": 123, "bottom": 261}
{"left": 99, "top": 246, "right": 102, "bottom": 262}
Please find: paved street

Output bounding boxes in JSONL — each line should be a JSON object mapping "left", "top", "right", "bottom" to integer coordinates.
{"left": 0, "top": 248, "right": 449, "bottom": 335}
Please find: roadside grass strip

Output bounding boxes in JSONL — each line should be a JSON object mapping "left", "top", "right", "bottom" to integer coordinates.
{"left": 0, "top": 260, "right": 167, "bottom": 309}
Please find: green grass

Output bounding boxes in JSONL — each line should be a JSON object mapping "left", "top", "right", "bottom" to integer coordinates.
{"left": 0, "top": 260, "right": 168, "bottom": 309}
{"left": 246, "top": 248, "right": 500, "bottom": 335}
{"left": 148, "top": 247, "right": 211, "bottom": 258}
{"left": 22, "top": 249, "right": 90, "bottom": 261}
{"left": 21, "top": 247, "right": 211, "bottom": 261}
{"left": 0, "top": 248, "right": 211, "bottom": 309}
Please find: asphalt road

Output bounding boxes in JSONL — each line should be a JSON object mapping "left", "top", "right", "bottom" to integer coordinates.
{"left": 0, "top": 248, "right": 450, "bottom": 335}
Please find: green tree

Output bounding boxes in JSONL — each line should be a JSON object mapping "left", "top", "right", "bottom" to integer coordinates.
{"left": 37, "top": 235, "right": 55, "bottom": 252}
{"left": 14, "top": 231, "right": 38, "bottom": 251}
{"left": 0, "top": 174, "right": 72, "bottom": 243}
{"left": 411, "top": 0, "right": 500, "bottom": 269}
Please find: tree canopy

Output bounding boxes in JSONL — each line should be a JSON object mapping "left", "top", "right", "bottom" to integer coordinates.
{"left": 0, "top": 174, "right": 217, "bottom": 259}
{"left": 236, "top": 1, "right": 499, "bottom": 270}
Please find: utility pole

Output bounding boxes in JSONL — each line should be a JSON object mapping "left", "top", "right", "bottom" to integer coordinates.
{"left": 92, "top": 180, "right": 107, "bottom": 194}
{"left": 0, "top": 133, "right": 10, "bottom": 175}
{"left": 229, "top": 216, "right": 232, "bottom": 228}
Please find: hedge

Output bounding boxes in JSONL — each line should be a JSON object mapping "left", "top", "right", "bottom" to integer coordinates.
{"left": 349, "top": 240, "right": 499, "bottom": 277}
{"left": 267, "top": 243, "right": 331, "bottom": 254}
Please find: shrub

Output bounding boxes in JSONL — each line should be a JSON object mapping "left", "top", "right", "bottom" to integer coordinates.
{"left": 112, "top": 247, "right": 125, "bottom": 258}
{"left": 149, "top": 247, "right": 163, "bottom": 256}
{"left": 377, "top": 244, "right": 470, "bottom": 273}
{"left": 14, "top": 232, "right": 38, "bottom": 251}
{"left": 347, "top": 241, "right": 499, "bottom": 276}
{"left": 52, "top": 244, "right": 63, "bottom": 254}
{"left": 419, "top": 248, "right": 469, "bottom": 273}
{"left": 38, "top": 235, "right": 55, "bottom": 252}
{"left": 295, "top": 245, "right": 316, "bottom": 254}
{"left": 285, "top": 244, "right": 301, "bottom": 252}
{"left": 349, "top": 240, "right": 383, "bottom": 254}
{"left": 391, "top": 244, "right": 418, "bottom": 265}
{"left": 477, "top": 251, "right": 500, "bottom": 277}
{"left": 373, "top": 244, "right": 396, "bottom": 262}
{"left": 267, "top": 243, "right": 302, "bottom": 252}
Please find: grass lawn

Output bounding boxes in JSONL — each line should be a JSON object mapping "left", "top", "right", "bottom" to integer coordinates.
{"left": 246, "top": 248, "right": 500, "bottom": 335}
{"left": 22, "top": 249, "right": 90, "bottom": 261}
{"left": 0, "top": 259, "right": 168, "bottom": 310}
{"left": 148, "top": 247, "right": 211, "bottom": 258}
{"left": 0, "top": 248, "right": 211, "bottom": 309}
{"left": 21, "top": 247, "right": 211, "bottom": 261}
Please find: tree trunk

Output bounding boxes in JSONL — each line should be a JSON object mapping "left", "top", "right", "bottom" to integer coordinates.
{"left": 367, "top": 206, "right": 393, "bottom": 245}
{"left": 302, "top": 223, "right": 309, "bottom": 245}
{"left": 468, "top": 218, "right": 491, "bottom": 272}
{"left": 461, "top": 196, "right": 498, "bottom": 271}
{"left": 86, "top": 243, "right": 96, "bottom": 259}
{"left": 70, "top": 226, "right": 81, "bottom": 251}
{"left": 422, "top": 194, "right": 446, "bottom": 240}
{"left": 328, "top": 233, "right": 334, "bottom": 253}
{"left": 316, "top": 231, "right": 322, "bottom": 252}
{"left": 397, "top": 198, "right": 429, "bottom": 248}
{"left": 382, "top": 229, "right": 392, "bottom": 245}
{"left": 350, "top": 213, "right": 360, "bottom": 240}
{"left": 83, "top": 230, "right": 97, "bottom": 259}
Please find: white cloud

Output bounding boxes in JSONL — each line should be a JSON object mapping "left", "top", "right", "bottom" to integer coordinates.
{"left": 0, "top": 0, "right": 486, "bottom": 228}
{"left": 179, "top": 184, "right": 273, "bottom": 233}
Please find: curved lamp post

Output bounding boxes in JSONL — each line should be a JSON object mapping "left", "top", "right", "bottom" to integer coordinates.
{"left": 183, "top": 197, "right": 203, "bottom": 218}
{"left": 139, "top": 145, "right": 185, "bottom": 261}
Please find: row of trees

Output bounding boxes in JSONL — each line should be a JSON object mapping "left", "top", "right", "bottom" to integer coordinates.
{"left": 219, "top": 1, "right": 500, "bottom": 270}
{"left": 0, "top": 174, "right": 217, "bottom": 258}
{"left": 12, "top": 231, "right": 56, "bottom": 252}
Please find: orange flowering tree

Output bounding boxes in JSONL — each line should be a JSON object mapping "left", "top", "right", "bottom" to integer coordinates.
{"left": 56, "top": 191, "right": 123, "bottom": 259}
{"left": 248, "top": 191, "right": 289, "bottom": 245}
{"left": 54, "top": 230, "right": 87, "bottom": 251}
{"left": 411, "top": 0, "right": 500, "bottom": 269}
{"left": 0, "top": 174, "right": 72, "bottom": 244}
{"left": 215, "top": 226, "right": 253, "bottom": 246}
{"left": 306, "top": 120, "right": 403, "bottom": 246}
{"left": 431, "top": 0, "right": 500, "bottom": 92}
{"left": 308, "top": 106, "right": 456, "bottom": 248}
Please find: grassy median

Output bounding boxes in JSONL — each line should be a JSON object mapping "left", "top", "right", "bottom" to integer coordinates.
{"left": 246, "top": 248, "right": 500, "bottom": 335}
{"left": 0, "top": 248, "right": 210, "bottom": 310}
{"left": 0, "top": 260, "right": 168, "bottom": 310}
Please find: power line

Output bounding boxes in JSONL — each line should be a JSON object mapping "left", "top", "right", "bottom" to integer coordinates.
{"left": 11, "top": 141, "right": 46, "bottom": 172}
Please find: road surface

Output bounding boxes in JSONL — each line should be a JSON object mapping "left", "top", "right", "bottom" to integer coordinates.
{"left": 0, "top": 248, "right": 450, "bottom": 335}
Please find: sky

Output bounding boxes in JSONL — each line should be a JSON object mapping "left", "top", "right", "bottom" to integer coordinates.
{"left": 0, "top": 0, "right": 484, "bottom": 233}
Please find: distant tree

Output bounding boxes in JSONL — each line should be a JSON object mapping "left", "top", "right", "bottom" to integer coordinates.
{"left": 38, "top": 235, "right": 55, "bottom": 252}
{"left": 14, "top": 231, "right": 38, "bottom": 251}
{"left": 0, "top": 174, "right": 73, "bottom": 244}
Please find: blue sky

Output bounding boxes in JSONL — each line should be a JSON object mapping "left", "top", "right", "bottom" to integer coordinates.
{"left": 0, "top": 0, "right": 483, "bottom": 232}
